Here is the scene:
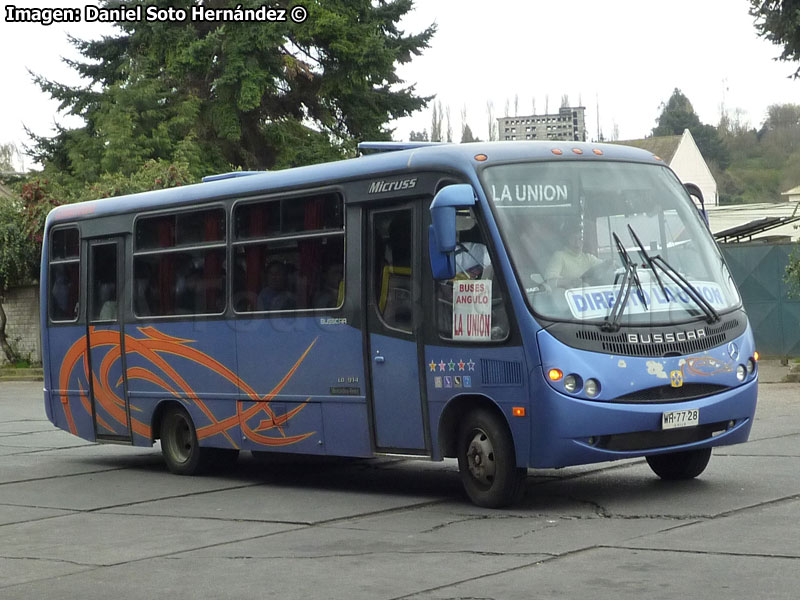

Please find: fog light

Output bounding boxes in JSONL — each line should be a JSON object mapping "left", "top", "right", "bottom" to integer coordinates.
{"left": 746, "top": 358, "right": 756, "bottom": 374}
{"left": 736, "top": 365, "right": 746, "bottom": 381}
{"left": 728, "top": 420, "right": 736, "bottom": 430}
{"left": 585, "top": 378, "right": 600, "bottom": 398}
{"left": 564, "top": 374, "right": 580, "bottom": 393}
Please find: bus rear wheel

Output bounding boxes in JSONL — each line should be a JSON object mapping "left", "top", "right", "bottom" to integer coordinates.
{"left": 161, "top": 405, "right": 213, "bottom": 475}
{"left": 646, "top": 448, "right": 712, "bottom": 480}
{"left": 457, "top": 408, "right": 526, "bottom": 508}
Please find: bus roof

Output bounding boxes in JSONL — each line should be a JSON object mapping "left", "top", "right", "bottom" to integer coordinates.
{"left": 46, "top": 141, "right": 663, "bottom": 225}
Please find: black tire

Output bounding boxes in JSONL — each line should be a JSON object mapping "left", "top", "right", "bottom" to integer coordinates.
{"left": 160, "top": 405, "right": 213, "bottom": 475}
{"left": 456, "top": 408, "right": 526, "bottom": 508}
{"left": 646, "top": 448, "right": 712, "bottom": 480}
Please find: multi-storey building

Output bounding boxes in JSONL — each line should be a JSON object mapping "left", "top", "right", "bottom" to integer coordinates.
{"left": 498, "top": 106, "right": 586, "bottom": 142}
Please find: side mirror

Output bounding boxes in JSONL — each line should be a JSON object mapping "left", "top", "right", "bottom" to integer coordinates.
{"left": 429, "top": 184, "right": 476, "bottom": 280}
{"left": 684, "top": 182, "right": 708, "bottom": 226}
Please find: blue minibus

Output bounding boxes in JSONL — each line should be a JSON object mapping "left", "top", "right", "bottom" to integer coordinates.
{"left": 40, "top": 141, "right": 758, "bottom": 507}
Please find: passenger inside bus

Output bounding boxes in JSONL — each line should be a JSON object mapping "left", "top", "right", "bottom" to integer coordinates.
{"left": 257, "top": 261, "right": 296, "bottom": 311}
{"left": 313, "top": 262, "right": 344, "bottom": 308}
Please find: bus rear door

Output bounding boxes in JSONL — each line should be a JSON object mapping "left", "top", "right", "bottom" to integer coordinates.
{"left": 86, "top": 237, "right": 132, "bottom": 442}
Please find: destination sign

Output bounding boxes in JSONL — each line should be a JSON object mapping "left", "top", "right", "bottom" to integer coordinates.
{"left": 565, "top": 279, "right": 726, "bottom": 320}
{"left": 490, "top": 183, "right": 571, "bottom": 207}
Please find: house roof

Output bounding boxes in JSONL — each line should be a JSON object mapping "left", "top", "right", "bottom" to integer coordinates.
{"left": 781, "top": 185, "right": 800, "bottom": 196}
{"left": 614, "top": 135, "right": 682, "bottom": 163}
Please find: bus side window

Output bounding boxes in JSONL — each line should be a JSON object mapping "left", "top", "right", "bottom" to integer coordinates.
{"left": 133, "top": 208, "right": 226, "bottom": 317}
{"left": 232, "top": 192, "right": 345, "bottom": 313}
{"left": 373, "top": 210, "right": 413, "bottom": 331}
{"left": 49, "top": 227, "right": 80, "bottom": 322}
{"left": 436, "top": 209, "right": 508, "bottom": 341}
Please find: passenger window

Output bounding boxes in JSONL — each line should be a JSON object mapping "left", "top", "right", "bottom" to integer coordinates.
{"left": 49, "top": 228, "right": 80, "bottom": 322}
{"left": 133, "top": 208, "right": 226, "bottom": 317}
{"left": 436, "top": 208, "right": 508, "bottom": 341}
{"left": 232, "top": 192, "right": 345, "bottom": 312}
{"left": 373, "top": 209, "right": 413, "bottom": 332}
{"left": 90, "top": 243, "right": 118, "bottom": 322}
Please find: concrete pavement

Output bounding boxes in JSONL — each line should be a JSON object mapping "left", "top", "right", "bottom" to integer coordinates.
{"left": 0, "top": 377, "right": 798, "bottom": 599}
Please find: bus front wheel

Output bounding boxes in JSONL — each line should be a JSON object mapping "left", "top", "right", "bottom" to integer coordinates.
{"left": 646, "top": 448, "right": 712, "bottom": 480}
{"left": 457, "top": 408, "right": 526, "bottom": 508}
{"left": 161, "top": 405, "right": 212, "bottom": 475}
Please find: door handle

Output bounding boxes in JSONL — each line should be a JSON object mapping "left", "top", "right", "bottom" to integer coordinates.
{"left": 374, "top": 354, "right": 385, "bottom": 364}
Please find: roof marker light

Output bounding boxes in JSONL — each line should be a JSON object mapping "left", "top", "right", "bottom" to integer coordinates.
{"left": 592, "top": 149, "right": 603, "bottom": 156}
{"left": 572, "top": 148, "right": 583, "bottom": 155}
{"left": 551, "top": 148, "right": 563, "bottom": 156}
{"left": 474, "top": 154, "right": 488, "bottom": 162}
{"left": 653, "top": 155, "right": 663, "bottom": 161}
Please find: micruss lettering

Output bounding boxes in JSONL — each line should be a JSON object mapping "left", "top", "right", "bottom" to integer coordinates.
{"left": 367, "top": 178, "right": 418, "bottom": 194}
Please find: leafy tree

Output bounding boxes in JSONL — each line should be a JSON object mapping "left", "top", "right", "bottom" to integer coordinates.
{"left": 409, "top": 129, "right": 429, "bottom": 141}
{"left": 486, "top": 100, "right": 497, "bottom": 141}
{"left": 31, "top": 0, "right": 435, "bottom": 184}
{"left": 751, "top": 0, "right": 800, "bottom": 77}
{"left": 461, "top": 124, "right": 477, "bottom": 143}
{"left": 0, "top": 143, "right": 20, "bottom": 172}
{"left": 430, "top": 100, "right": 443, "bottom": 142}
{"left": 0, "top": 199, "right": 38, "bottom": 363}
{"left": 653, "top": 88, "right": 730, "bottom": 169}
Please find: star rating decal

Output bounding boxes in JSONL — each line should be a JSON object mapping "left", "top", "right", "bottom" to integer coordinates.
{"left": 428, "top": 358, "right": 477, "bottom": 375}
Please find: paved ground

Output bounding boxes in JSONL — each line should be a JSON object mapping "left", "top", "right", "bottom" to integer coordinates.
{"left": 0, "top": 375, "right": 798, "bottom": 599}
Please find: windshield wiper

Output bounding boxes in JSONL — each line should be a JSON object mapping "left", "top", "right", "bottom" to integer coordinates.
{"left": 600, "top": 232, "right": 647, "bottom": 332}
{"left": 613, "top": 232, "right": 647, "bottom": 310}
{"left": 627, "top": 224, "right": 669, "bottom": 300}
{"left": 627, "top": 225, "right": 720, "bottom": 324}
{"left": 601, "top": 259, "right": 635, "bottom": 332}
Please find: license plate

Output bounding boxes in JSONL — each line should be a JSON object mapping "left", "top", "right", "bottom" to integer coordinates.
{"left": 662, "top": 409, "right": 700, "bottom": 430}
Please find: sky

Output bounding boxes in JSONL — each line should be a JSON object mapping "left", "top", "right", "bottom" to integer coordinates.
{"left": 1, "top": 0, "right": 798, "bottom": 171}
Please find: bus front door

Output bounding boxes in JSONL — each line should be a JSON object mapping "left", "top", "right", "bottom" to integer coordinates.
{"left": 86, "top": 238, "right": 132, "bottom": 442}
{"left": 366, "top": 205, "right": 428, "bottom": 453}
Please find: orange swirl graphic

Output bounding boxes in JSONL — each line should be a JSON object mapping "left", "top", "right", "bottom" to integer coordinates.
{"left": 57, "top": 327, "right": 319, "bottom": 449}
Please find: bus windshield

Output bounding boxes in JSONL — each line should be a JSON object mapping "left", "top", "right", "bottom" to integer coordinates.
{"left": 482, "top": 161, "right": 741, "bottom": 325}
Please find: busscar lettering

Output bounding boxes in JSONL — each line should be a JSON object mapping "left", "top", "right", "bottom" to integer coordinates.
{"left": 626, "top": 329, "right": 707, "bottom": 344}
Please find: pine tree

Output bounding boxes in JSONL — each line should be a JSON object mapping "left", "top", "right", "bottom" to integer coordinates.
{"left": 30, "top": 0, "right": 435, "bottom": 180}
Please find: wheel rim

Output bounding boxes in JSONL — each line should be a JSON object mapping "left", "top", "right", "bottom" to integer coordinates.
{"left": 169, "top": 413, "right": 193, "bottom": 464}
{"left": 466, "top": 427, "right": 496, "bottom": 487}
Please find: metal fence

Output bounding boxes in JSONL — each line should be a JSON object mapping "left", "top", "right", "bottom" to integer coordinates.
{"left": 720, "top": 242, "right": 800, "bottom": 358}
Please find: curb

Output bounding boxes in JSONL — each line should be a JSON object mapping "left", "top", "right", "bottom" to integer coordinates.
{"left": 0, "top": 368, "right": 44, "bottom": 383}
